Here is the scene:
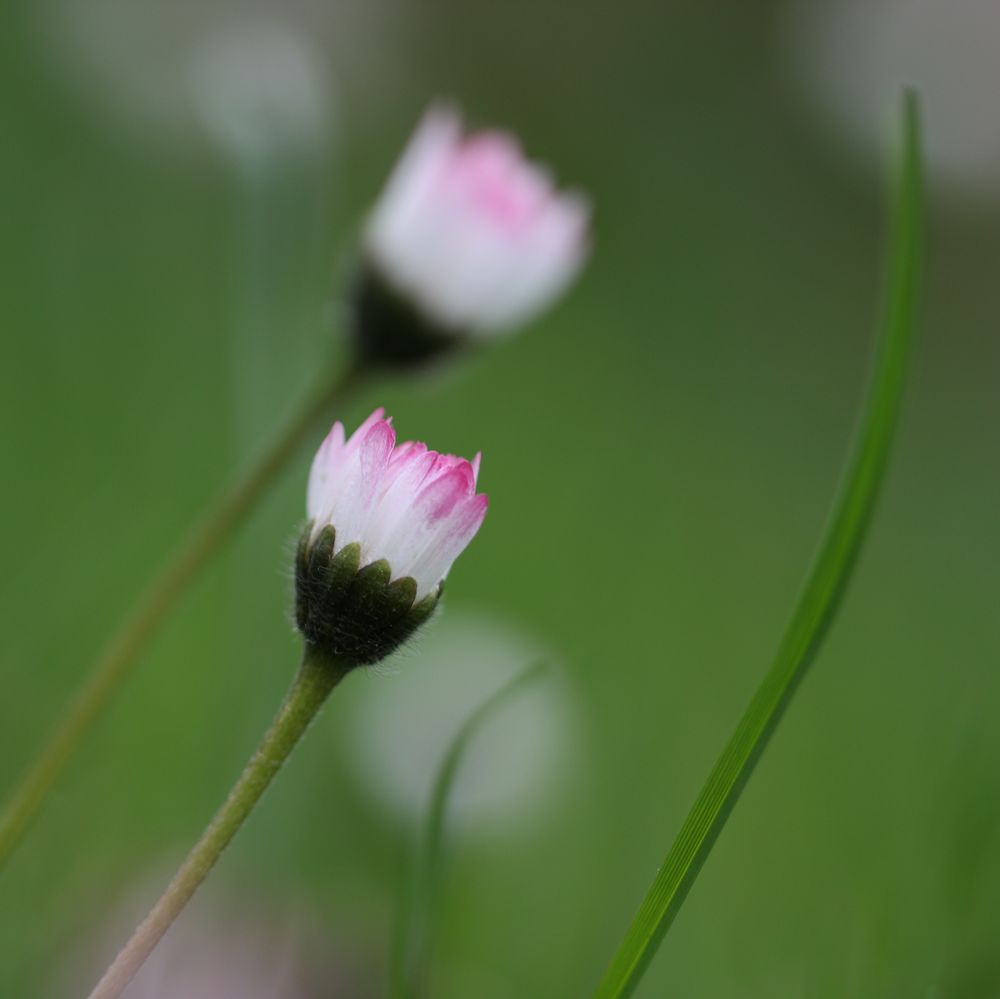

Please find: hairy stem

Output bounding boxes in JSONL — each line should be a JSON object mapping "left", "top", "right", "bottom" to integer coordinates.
{"left": 86, "top": 645, "right": 348, "bottom": 999}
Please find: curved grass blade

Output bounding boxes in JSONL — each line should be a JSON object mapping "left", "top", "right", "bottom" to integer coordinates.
{"left": 390, "top": 661, "right": 546, "bottom": 999}
{"left": 592, "top": 90, "right": 924, "bottom": 999}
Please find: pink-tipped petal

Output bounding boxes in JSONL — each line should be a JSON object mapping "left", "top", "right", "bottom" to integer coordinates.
{"left": 387, "top": 440, "right": 426, "bottom": 470}
{"left": 408, "top": 492, "right": 488, "bottom": 595}
{"left": 346, "top": 408, "right": 387, "bottom": 450}
{"left": 306, "top": 410, "right": 486, "bottom": 599}
{"left": 306, "top": 421, "right": 347, "bottom": 520}
{"left": 414, "top": 466, "right": 473, "bottom": 524}
{"left": 358, "top": 420, "right": 395, "bottom": 502}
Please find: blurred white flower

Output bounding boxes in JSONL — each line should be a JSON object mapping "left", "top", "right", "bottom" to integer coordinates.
{"left": 186, "top": 20, "right": 335, "bottom": 168}
{"left": 62, "top": 881, "right": 366, "bottom": 999}
{"left": 28, "top": 0, "right": 387, "bottom": 160}
{"left": 341, "top": 610, "right": 581, "bottom": 834}
{"left": 364, "top": 104, "right": 590, "bottom": 336}
{"left": 786, "top": 0, "right": 1000, "bottom": 205}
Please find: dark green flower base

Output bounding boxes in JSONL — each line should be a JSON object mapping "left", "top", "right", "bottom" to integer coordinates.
{"left": 350, "top": 263, "right": 466, "bottom": 370}
{"left": 295, "top": 524, "right": 439, "bottom": 667}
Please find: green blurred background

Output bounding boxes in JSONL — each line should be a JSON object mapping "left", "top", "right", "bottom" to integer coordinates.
{"left": 3, "top": 1, "right": 1000, "bottom": 996}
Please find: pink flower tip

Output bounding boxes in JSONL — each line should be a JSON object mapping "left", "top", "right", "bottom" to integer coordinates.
{"left": 363, "top": 102, "right": 591, "bottom": 338}
{"left": 307, "top": 409, "right": 487, "bottom": 600}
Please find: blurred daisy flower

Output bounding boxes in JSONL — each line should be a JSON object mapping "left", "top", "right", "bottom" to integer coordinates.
{"left": 787, "top": 0, "right": 1000, "bottom": 206}
{"left": 355, "top": 105, "right": 591, "bottom": 365}
{"left": 63, "top": 881, "right": 369, "bottom": 999}
{"left": 342, "top": 610, "right": 581, "bottom": 835}
{"left": 31, "top": 1, "right": 347, "bottom": 163}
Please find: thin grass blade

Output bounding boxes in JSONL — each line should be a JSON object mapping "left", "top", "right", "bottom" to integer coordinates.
{"left": 390, "top": 661, "right": 546, "bottom": 999}
{"left": 592, "top": 90, "right": 924, "bottom": 999}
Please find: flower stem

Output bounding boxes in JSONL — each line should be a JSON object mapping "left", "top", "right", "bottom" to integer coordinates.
{"left": 86, "top": 644, "right": 348, "bottom": 999}
{"left": 0, "top": 362, "right": 366, "bottom": 871}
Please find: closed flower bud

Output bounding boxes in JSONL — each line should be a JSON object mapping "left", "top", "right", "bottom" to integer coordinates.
{"left": 296, "top": 409, "right": 488, "bottom": 666}
{"left": 354, "top": 104, "right": 590, "bottom": 367}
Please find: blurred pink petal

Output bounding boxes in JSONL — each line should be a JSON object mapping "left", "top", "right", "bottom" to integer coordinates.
{"left": 365, "top": 103, "right": 590, "bottom": 335}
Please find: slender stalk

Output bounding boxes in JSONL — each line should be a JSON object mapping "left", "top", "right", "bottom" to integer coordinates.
{"left": 0, "top": 361, "right": 366, "bottom": 870}
{"left": 86, "top": 644, "right": 348, "bottom": 999}
{"left": 391, "top": 662, "right": 545, "bottom": 999}
{"left": 591, "top": 90, "right": 923, "bottom": 999}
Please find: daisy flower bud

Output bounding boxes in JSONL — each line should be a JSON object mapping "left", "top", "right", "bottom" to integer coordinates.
{"left": 354, "top": 104, "right": 590, "bottom": 367}
{"left": 296, "top": 409, "right": 488, "bottom": 666}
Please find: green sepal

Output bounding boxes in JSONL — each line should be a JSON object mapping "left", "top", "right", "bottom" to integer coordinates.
{"left": 327, "top": 541, "right": 362, "bottom": 606}
{"left": 350, "top": 557, "right": 392, "bottom": 592}
{"left": 293, "top": 531, "right": 437, "bottom": 667}
{"left": 337, "top": 560, "right": 397, "bottom": 664}
{"left": 307, "top": 524, "right": 337, "bottom": 578}
{"left": 294, "top": 527, "right": 314, "bottom": 632}
{"left": 405, "top": 588, "right": 440, "bottom": 631}
{"left": 295, "top": 524, "right": 335, "bottom": 635}
{"left": 295, "top": 522, "right": 313, "bottom": 567}
{"left": 377, "top": 580, "right": 438, "bottom": 658}
{"left": 339, "top": 559, "right": 394, "bottom": 643}
{"left": 384, "top": 576, "right": 418, "bottom": 616}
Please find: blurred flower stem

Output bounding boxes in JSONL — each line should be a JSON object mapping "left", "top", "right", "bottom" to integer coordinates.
{"left": 591, "top": 90, "right": 923, "bottom": 999}
{"left": 0, "top": 361, "right": 366, "bottom": 870}
{"left": 85, "top": 644, "right": 350, "bottom": 999}
{"left": 390, "top": 662, "right": 545, "bottom": 999}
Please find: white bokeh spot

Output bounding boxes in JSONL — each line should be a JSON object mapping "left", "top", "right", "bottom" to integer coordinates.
{"left": 786, "top": 0, "right": 1000, "bottom": 205}
{"left": 341, "top": 610, "right": 581, "bottom": 835}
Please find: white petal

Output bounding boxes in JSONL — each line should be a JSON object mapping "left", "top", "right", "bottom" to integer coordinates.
{"left": 408, "top": 492, "right": 489, "bottom": 598}
{"left": 304, "top": 412, "right": 487, "bottom": 599}
{"left": 306, "top": 421, "right": 345, "bottom": 521}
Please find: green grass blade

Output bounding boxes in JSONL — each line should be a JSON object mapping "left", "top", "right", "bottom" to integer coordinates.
{"left": 592, "top": 90, "right": 924, "bottom": 999}
{"left": 390, "top": 661, "right": 547, "bottom": 999}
